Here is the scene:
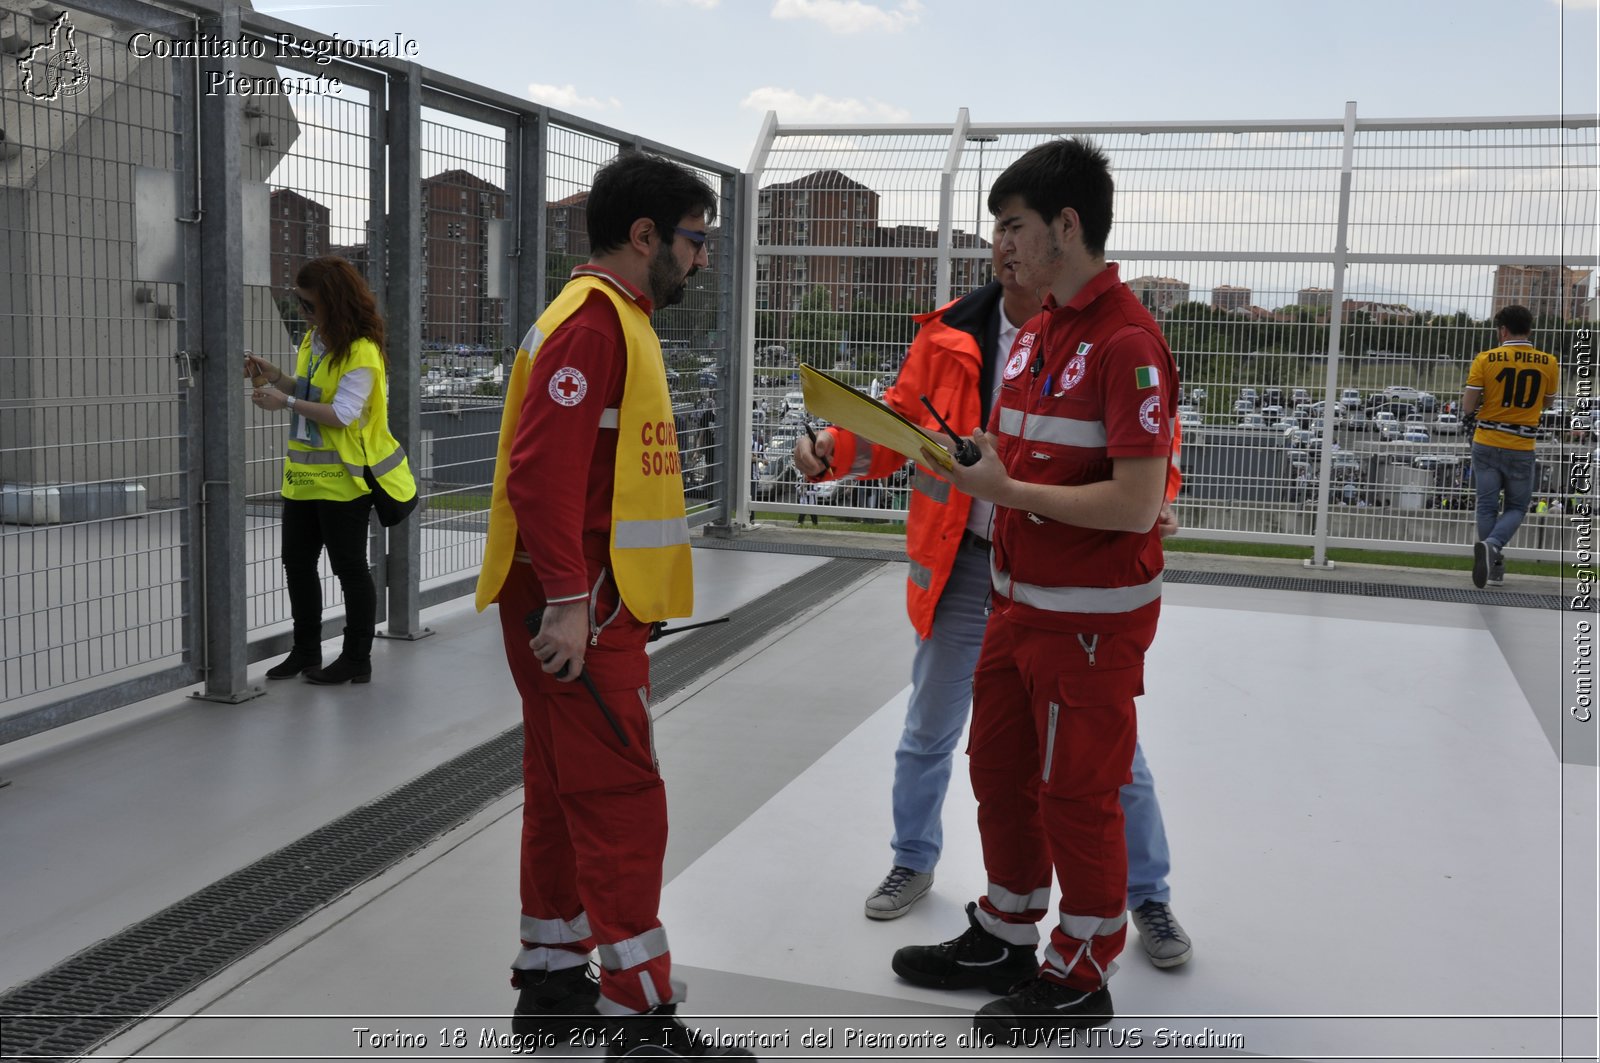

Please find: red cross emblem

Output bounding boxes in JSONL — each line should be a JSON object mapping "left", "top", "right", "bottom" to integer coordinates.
{"left": 548, "top": 366, "right": 588, "bottom": 407}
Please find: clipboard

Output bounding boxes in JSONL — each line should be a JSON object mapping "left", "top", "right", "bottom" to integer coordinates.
{"left": 798, "top": 364, "right": 955, "bottom": 472}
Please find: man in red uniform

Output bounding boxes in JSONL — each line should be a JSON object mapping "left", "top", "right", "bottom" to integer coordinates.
{"left": 891, "top": 138, "right": 1178, "bottom": 1043}
{"left": 475, "top": 152, "right": 752, "bottom": 1060}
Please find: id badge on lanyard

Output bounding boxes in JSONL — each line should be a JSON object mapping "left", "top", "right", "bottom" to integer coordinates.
{"left": 291, "top": 335, "right": 330, "bottom": 447}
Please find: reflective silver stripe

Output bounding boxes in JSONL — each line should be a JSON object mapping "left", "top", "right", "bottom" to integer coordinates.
{"left": 991, "top": 558, "right": 1163, "bottom": 614}
{"left": 600, "top": 408, "right": 619, "bottom": 429}
{"left": 513, "top": 948, "right": 590, "bottom": 972}
{"left": 288, "top": 449, "right": 343, "bottom": 465}
{"left": 997, "top": 406, "right": 1107, "bottom": 448}
{"left": 613, "top": 516, "right": 690, "bottom": 549}
{"left": 597, "top": 925, "right": 670, "bottom": 971}
{"left": 848, "top": 431, "right": 873, "bottom": 476}
{"left": 908, "top": 559, "right": 933, "bottom": 590}
{"left": 912, "top": 466, "right": 950, "bottom": 504}
{"left": 1043, "top": 942, "right": 1117, "bottom": 985}
{"left": 987, "top": 881, "right": 1051, "bottom": 914}
{"left": 1059, "top": 911, "right": 1127, "bottom": 940}
{"left": 368, "top": 446, "right": 406, "bottom": 477}
{"left": 520, "top": 912, "right": 592, "bottom": 945}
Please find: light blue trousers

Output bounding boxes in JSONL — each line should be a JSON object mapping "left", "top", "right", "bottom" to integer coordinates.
{"left": 1472, "top": 441, "right": 1537, "bottom": 552}
{"left": 890, "top": 542, "right": 1173, "bottom": 908}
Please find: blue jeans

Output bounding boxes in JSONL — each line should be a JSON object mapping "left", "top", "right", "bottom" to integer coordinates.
{"left": 1471, "top": 441, "right": 1537, "bottom": 551}
{"left": 889, "top": 542, "right": 1173, "bottom": 908}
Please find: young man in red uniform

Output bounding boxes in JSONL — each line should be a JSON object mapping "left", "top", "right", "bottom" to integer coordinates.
{"left": 892, "top": 138, "right": 1179, "bottom": 1043}
{"left": 475, "top": 152, "right": 752, "bottom": 1060}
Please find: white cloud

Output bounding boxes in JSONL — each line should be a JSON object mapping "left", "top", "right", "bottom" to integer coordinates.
{"left": 741, "top": 86, "right": 912, "bottom": 123}
{"left": 525, "top": 82, "right": 622, "bottom": 112}
{"left": 770, "top": 0, "right": 923, "bottom": 35}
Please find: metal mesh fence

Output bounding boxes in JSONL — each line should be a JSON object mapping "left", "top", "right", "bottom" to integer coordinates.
{"left": 1, "top": 2, "right": 187, "bottom": 702}
{"left": 747, "top": 114, "right": 1598, "bottom": 554}
{"left": 414, "top": 108, "right": 510, "bottom": 588}
{"left": 1, "top": 0, "right": 739, "bottom": 735}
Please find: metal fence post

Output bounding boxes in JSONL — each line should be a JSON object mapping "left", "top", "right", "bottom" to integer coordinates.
{"left": 935, "top": 109, "right": 969, "bottom": 310}
{"left": 381, "top": 63, "right": 430, "bottom": 641}
{"left": 190, "top": 1, "right": 261, "bottom": 703}
{"left": 1308, "top": 101, "right": 1358, "bottom": 570}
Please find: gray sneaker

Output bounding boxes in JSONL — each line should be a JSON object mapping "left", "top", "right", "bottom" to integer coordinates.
{"left": 1130, "top": 900, "right": 1192, "bottom": 969}
{"left": 1487, "top": 549, "right": 1506, "bottom": 587}
{"left": 865, "top": 865, "right": 933, "bottom": 920}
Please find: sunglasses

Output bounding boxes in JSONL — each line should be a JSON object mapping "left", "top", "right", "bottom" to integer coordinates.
{"left": 673, "top": 226, "right": 708, "bottom": 248}
{"left": 297, "top": 294, "right": 317, "bottom": 314}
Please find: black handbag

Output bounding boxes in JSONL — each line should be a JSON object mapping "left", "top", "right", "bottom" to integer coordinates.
{"left": 360, "top": 431, "right": 418, "bottom": 527}
{"left": 363, "top": 463, "right": 418, "bottom": 527}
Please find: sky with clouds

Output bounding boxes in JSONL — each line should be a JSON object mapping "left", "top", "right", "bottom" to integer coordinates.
{"left": 271, "top": 0, "right": 1598, "bottom": 170}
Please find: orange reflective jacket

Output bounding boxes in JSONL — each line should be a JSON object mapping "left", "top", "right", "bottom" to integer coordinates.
{"left": 823, "top": 283, "right": 1002, "bottom": 638}
{"left": 821, "top": 281, "right": 1183, "bottom": 640}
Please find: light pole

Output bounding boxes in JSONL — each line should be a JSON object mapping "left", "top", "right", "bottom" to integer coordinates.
{"left": 966, "top": 134, "right": 998, "bottom": 279}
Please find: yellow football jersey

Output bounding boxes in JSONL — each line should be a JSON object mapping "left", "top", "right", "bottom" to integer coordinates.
{"left": 1465, "top": 342, "right": 1559, "bottom": 451}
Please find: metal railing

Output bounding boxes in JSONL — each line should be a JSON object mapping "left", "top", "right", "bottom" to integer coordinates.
{"left": 0, "top": 0, "right": 740, "bottom": 739}
{"left": 740, "top": 107, "right": 1598, "bottom": 564}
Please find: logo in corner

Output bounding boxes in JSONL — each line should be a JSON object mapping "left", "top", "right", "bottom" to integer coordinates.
{"left": 1139, "top": 395, "right": 1163, "bottom": 434}
{"left": 548, "top": 366, "right": 588, "bottom": 407}
{"left": 20, "top": 12, "right": 89, "bottom": 102}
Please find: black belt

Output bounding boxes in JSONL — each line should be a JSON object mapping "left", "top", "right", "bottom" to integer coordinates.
{"left": 959, "top": 529, "right": 991, "bottom": 552}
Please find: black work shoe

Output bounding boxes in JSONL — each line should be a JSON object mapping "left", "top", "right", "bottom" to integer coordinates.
{"left": 602, "top": 1003, "right": 753, "bottom": 1059}
{"left": 890, "top": 901, "right": 1038, "bottom": 993}
{"left": 266, "top": 646, "right": 320, "bottom": 680}
{"left": 304, "top": 655, "right": 371, "bottom": 685}
{"left": 1472, "top": 540, "right": 1490, "bottom": 589}
{"left": 972, "top": 975, "right": 1113, "bottom": 1046}
{"left": 511, "top": 964, "right": 600, "bottom": 1042}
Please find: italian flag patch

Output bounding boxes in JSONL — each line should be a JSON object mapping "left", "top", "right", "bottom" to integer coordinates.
{"left": 1134, "top": 365, "right": 1160, "bottom": 389}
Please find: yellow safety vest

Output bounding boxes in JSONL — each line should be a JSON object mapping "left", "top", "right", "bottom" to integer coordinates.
{"left": 281, "top": 334, "right": 417, "bottom": 505}
{"left": 476, "top": 276, "right": 693, "bottom": 622}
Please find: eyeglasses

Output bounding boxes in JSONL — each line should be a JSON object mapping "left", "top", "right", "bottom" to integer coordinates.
{"left": 673, "top": 227, "right": 709, "bottom": 248}
{"left": 297, "top": 294, "right": 316, "bottom": 315}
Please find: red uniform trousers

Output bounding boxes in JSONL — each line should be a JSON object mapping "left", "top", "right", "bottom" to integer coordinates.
{"left": 496, "top": 559, "right": 675, "bottom": 1015}
{"left": 968, "top": 609, "right": 1153, "bottom": 991}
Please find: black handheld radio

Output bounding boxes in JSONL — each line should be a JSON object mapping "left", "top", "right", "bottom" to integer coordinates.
{"left": 919, "top": 396, "right": 981, "bottom": 467}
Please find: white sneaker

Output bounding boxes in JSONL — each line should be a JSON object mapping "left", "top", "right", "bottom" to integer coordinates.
{"left": 1130, "top": 900, "right": 1193, "bottom": 968}
{"left": 864, "top": 865, "right": 933, "bottom": 920}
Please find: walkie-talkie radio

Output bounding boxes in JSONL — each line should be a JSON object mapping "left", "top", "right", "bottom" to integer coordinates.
{"left": 919, "top": 396, "right": 981, "bottom": 467}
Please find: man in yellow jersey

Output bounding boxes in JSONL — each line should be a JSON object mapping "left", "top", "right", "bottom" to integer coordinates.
{"left": 1460, "top": 304, "right": 1560, "bottom": 588}
{"left": 475, "top": 152, "right": 751, "bottom": 1060}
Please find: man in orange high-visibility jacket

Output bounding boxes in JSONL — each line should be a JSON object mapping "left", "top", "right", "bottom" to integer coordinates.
{"left": 795, "top": 235, "right": 1191, "bottom": 971}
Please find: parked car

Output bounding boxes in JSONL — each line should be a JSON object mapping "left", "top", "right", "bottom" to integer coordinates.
{"left": 1189, "top": 386, "right": 1208, "bottom": 406}
{"left": 1340, "top": 387, "right": 1362, "bottom": 410}
{"left": 1402, "top": 428, "right": 1430, "bottom": 443}
{"left": 1434, "top": 413, "right": 1461, "bottom": 434}
{"left": 1240, "top": 388, "right": 1259, "bottom": 407}
{"left": 1233, "top": 399, "right": 1255, "bottom": 415}
{"left": 1238, "top": 413, "right": 1268, "bottom": 430}
{"left": 1261, "top": 404, "right": 1284, "bottom": 421}
{"left": 783, "top": 390, "right": 806, "bottom": 412}
{"left": 1292, "top": 387, "right": 1311, "bottom": 406}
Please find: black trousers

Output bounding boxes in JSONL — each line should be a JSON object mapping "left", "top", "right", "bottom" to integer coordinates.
{"left": 281, "top": 496, "right": 375, "bottom": 653}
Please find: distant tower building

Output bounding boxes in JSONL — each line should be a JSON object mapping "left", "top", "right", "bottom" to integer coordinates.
{"left": 269, "top": 189, "right": 330, "bottom": 291}
{"left": 1127, "top": 275, "right": 1191, "bottom": 313}
{"left": 1297, "top": 287, "right": 1333, "bottom": 309}
{"left": 1212, "top": 284, "right": 1251, "bottom": 311}
{"left": 1492, "top": 264, "right": 1591, "bottom": 320}
{"left": 420, "top": 169, "right": 508, "bottom": 347}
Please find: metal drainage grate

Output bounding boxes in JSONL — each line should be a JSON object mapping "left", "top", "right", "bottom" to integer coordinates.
{"left": 0, "top": 557, "right": 885, "bottom": 1063}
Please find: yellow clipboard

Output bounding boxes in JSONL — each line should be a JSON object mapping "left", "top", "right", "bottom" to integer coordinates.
{"left": 798, "top": 364, "right": 955, "bottom": 473}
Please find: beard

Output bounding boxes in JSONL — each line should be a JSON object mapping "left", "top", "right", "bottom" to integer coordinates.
{"left": 648, "top": 240, "right": 692, "bottom": 308}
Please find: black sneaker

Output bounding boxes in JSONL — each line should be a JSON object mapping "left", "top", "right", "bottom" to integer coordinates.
{"left": 973, "top": 975, "right": 1113, "bottom": 1045}
{"left": 603, "top": 1003, "right": 753, "bottom": 1059}
{"left": 511, "top": 964, "right": 601, "bottom": 1042}
{"left": 890, "top": 901, "right": 1038, "bottom": 993}
{"left": 1472, "top": 540, "right": 1490, "bottom": 588}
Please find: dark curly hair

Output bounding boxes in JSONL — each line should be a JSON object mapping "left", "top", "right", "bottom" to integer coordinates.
{"left": 296, "top": 256, "right": 386, "bottom": 367}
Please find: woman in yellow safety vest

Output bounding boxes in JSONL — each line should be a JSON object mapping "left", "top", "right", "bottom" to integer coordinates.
{"left": 243, "top": 256, "right": 415, "bottom": 685}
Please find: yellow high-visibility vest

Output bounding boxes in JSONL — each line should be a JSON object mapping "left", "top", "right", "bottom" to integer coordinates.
{"left": 476, "top": 275, "right": 693, "bottom": 622}
{"left": 281, "top": 335, "right": 416, "bottom": 505}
